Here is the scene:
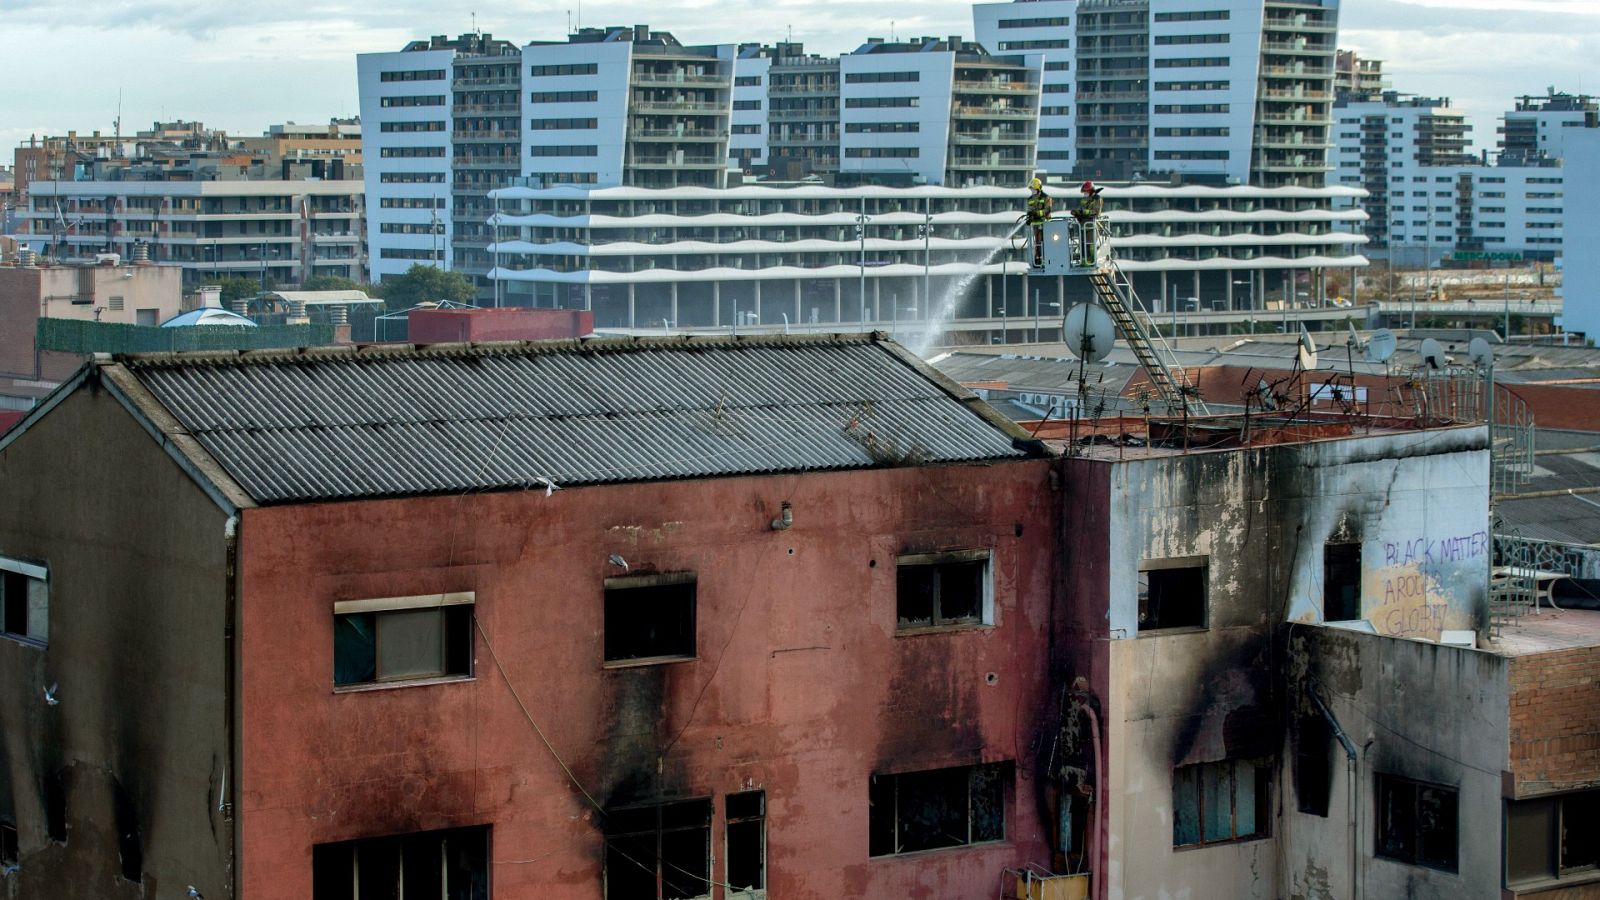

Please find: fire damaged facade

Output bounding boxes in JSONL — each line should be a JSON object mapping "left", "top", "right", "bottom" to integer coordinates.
{"left": 3, "top": 330, "right": 1592, "bottom": 899}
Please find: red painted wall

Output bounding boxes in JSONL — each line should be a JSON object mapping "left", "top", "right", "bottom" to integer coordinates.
{"left": 407, "top": 307, "right": 595, "bottom": 344}
{"left": 237, "top": 460, "right": 1059, "bottom": 898}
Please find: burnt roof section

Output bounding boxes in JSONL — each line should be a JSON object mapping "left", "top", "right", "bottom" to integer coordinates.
{"left": 110, "top": 334, "right": 1041, "bottom": 505}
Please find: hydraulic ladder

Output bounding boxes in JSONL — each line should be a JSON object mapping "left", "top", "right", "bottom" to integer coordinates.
{"left": 1067, "top": 220, "right": 1207, "bottom": 416}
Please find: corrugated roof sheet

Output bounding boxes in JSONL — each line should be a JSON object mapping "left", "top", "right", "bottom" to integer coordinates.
{"left": 118, "top": 335, "right": 1036, "bottom": 505}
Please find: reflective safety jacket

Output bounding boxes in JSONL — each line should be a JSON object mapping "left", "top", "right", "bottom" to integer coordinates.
{"left": 1026, "top": 191, "right": 1053, "bottom": 225}
{"left": 1077, "top": 192, "right": 1104, "bottom": 220}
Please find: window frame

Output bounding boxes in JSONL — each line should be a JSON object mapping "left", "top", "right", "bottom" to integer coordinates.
{"left": 1323, "top": 542, "right": 1363, "bottom": 622}
{"left": 604, "top": 798, "right": 714, "bottom": 900}
{"left": 0, "top": 556, "right": 49, "bottom": 647}
{"left": 603, "top": 572, "right": 698, "bottom": 667}
{"left": 331, "top": 592, "right": 475, "bottom": 691}
{"left": 868, "top": 762, "right": 1009, "bottom": 858}
{"left": 1137, "top": 556, "right": 1208, "bottom": 634}
{"left": 1375, "top": 772, "right": 1459, "bottom": 873}
{"left": 725, "top": 791, "right": 766, "bottom": 897}
{"left": 312, "top": 824, "right": 490, "bottom": 899}
{"left": 894, "top": 549, "right": 994, "bottom": 635}
{"left": 1172, "top": 757, "right": 1272, "bottom": 848}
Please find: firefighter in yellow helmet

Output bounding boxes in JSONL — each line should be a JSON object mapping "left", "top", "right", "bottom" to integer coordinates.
{"left": 1026, "top": 177, "right": 1052, "bottom": 268}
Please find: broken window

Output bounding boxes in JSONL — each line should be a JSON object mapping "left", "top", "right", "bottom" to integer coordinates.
{"left": 0, "top": 558, "right": 49, "bottom": 645}
{"left": 312, "top": 825, "right": 489, "bottom": 900}
{"left": 333, "top": 593, "right": 474, "bottom": 688}
{"left": 604, "top": 798, "right": 712, "bottom": 899}
{"left": 725, "top": 791, "right": 765, "bottom": 896}
{"left": 604, "top": 574, "right": 697, "bottom": 665}
{"left": 896, "top": 550, "right": 991, "bottom": 631}
{"left": 44, "top": 769, "right": 66, "bottom": 843}
{"left": 868, "top": 762, "right": 1008, "bottom": 856}
{"left": 112, "top": 779, "right": 141, "bottom": 883}
{"left": 0, "top": 821, "right": 16, "bottom": 867}
{"left": 1506, "top": 789, "right": 1600, "bottom": 886}
{"left": 1295, "top": 714, "right": 1333, "bottom": 818}
{"left": 1323, "top": 543, "right": 1363, "bottom": 621}
{"left": 1173, "top": 758, "right": 1271, "bottom": 847}
{"left": 1138, "top": 558, "right": 1207, "bottom": 632}
{"left": 1375, "top": 773, "right": 1458, "bottom": 872}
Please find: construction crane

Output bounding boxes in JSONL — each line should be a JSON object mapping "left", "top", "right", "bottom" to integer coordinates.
{"left": 1035, "top": 214, "right": 1208, "bottom": 417}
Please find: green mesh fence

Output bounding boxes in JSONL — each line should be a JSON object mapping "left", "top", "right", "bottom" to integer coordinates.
{"left": 37, "top": 318, "right": 333, "bottom": 355}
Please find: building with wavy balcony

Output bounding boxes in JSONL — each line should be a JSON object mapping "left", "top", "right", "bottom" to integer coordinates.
{"left": 484, "top": 181, "right": 1367, "bottom": 340}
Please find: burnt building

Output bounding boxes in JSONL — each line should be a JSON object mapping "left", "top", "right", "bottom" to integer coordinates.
{"left": 0, "top": 334, "right": 1060, "bottom": 898}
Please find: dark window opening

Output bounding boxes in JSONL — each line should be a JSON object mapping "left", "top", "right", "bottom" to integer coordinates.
{"left": 725, "top": 791, "right": 765, "bottom": 894}
{"left": 1510, "top": 789, "right": 1600, "bottom": 885}
{"left": 1173, "top": 759, "right": 1271, "bottom": 847}
{"left": 1, "top": 565, "right": 48, "bottom": 644}
{"left": 896, "top": 551, "right": 990, "bottom": 631}
{"left": 1376, "top": 773, "right": 1458, "bottom": 872}
{"left": 112, "top": 780, "right": 141, "bottom": 883}
{"left": 312, "top": 825, "right": 490, "bottom": 900}
{"left": 604, "top": 575, "right": 697, "bottom": 664}
{"left": 1324, "top": 543, "right": 1362, "bottom": 621}
{"left": 0, "top": 822, "right": 16, "bottom": 866}
{"left": 334, "top": 602, "right": 473, "bottom": 687}
{"left": 604, "top": 799, "right": 712, "bottom": 899}
{"left": 1139, "top": 560, "right": 1207, "bottom": 631}
{"left": 868, "top": 762, "right": 1008, "bottom": 857}
{"left": 1296, "top": 714, "right": 1333, "bottom": 817}
{"left": 44, "top": 770, "right": 66, "bottom": 843}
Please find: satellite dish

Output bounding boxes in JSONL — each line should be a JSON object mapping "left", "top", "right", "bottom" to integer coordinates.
{"left": 1366, "top": 328, "right": 1397, "bottom": 363}
{"left": 1064, "top": 303, "right": 1116, "bottom": 363}
{"left": 1419, "top": 337, "right": 1445, "bottom": 370}
{"left": 1256, "top": 378, "right": 1278, "bottom": 411}
{"left": 1297, "top": 326, "right": 1318, "bottom": 370}
{"left": 1468, "top": 337, "right": 1493, "bottom": 368}
{"left": 1346, "top": 323, "right": 1363, "bottom": 353}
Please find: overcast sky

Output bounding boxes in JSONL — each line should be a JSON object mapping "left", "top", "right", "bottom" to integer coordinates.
{"left": 3, "top": 0, "right": 1596, "bottom": 159}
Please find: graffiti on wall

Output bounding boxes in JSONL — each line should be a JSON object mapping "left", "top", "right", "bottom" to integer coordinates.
{"left": 1368, "top": 530, "right": 1489, "bottom": 639}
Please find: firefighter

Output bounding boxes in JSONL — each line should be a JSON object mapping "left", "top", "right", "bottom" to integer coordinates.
{"left": 1072, "top": 181, "right": 1105, "bottom": 262}
{"left": 1026, "top": 177, "right": 1053, "bottom": 268}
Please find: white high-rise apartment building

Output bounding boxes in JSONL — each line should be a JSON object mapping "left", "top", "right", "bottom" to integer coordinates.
{"left": 1501, "top": 90, "right": 1599, "bottom": 165}
{"left": 973, "top": 0, "right": 1340, "bottom": 187}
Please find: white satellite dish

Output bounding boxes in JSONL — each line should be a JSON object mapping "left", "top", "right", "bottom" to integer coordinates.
{"left": 1419, "top": 337, "right": 1445, "bottom": 370}
{"left": 1366, "top": 328, "right": 1397, "bottom": 363}
{"left": 1297, "top": 326, "right": 1319, "bottom": 370}
{"left": 1256, "top": 378, "right": 1278, "bottom": 411}
{"left": 1064, "top": 302, "right": 1117, "bottom": 363}
{"left": 1468, "top": 337, "right": 1494, "bottom": 368}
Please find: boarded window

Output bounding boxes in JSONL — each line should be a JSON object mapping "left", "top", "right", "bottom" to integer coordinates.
{"left": 1173, "top": 759, "right": 1271, "bottom": 847}
{"left": 1138, "top": 558, "right": 1207, "bottom": 632}
{"left": 604, "top": 799, "right": 712, "bottom": 899}
{"left": 896, "top": 550, "right": 991, "bottom": 631}
{"left": 312, "top": 825, "right": 489, "bottom": 900}
{"left": 1375, "top": 773, "right": 1458, "bottom": 872}
{"left": 333, "top": 593, "right": 474, "bottom": 687}
{"left": 604, "top": 574, "right": 697, "bottom": 664}
{"left": 1324, "top": 543, "right": 1362, "bottom": 621}
{"left": 1507, "top": 789, "right": 1600, "bottom": 886}
{"left": 1295, "top": 714, "right": 1333, "bottom": 817}
{"left": 868, "top": 762, "right": 1008, "bottom": 856}
{"left": 0, "top": 558, "right": 49, "bottom": 645}
{"left": 725, "top": 791, "right": 765, "bottom": 895}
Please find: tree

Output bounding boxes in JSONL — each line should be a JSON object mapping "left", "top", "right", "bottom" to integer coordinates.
{"left": 217, "top": 276, "right": 263, "bottom": 307}
{"left": 301, "top": 275, "right": 369, "bottom": 294}
{"left": 379, "top": 264, "right": 475, "bottom": 308}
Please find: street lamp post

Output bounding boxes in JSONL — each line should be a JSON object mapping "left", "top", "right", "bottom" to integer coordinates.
{"left": 1034, "top": 293, "right": 1060, "bottom": 343}
{"left": 920, "top": 206, "right": 932, "bottom": 320}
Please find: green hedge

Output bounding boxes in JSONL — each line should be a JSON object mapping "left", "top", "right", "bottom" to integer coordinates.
{"left": 37, "top": 318, "right": 333, "bottom": 355}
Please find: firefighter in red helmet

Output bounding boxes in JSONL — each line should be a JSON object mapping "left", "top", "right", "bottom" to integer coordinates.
{"left": 1072, "top": 181, "right": 1105, "bottom": 264}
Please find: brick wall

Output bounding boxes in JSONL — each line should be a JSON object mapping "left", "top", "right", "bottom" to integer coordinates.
{"left": 1509, "top": 647, "right": 1600, "bottom": 797}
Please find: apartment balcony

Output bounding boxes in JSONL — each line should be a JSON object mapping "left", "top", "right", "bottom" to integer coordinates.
{"left": 453, "top": 103, "right": 521, "bottom": 115}
{"left": 311, "top": 233, "right": 362, "bottom": 244}
{"left": 631, "top": 71, "right": 727, "bottom": 87}
{"left": 628, "top": 154, "right": 726, "bottom": 168}
{"left": 1078, "top": 113, "right": 1149, "bottom": 125}
{"left": 768, "top": 83, "right": 839, "bottom": 96}
{"left": 1079, "top": 67, "right": 1148, "bottom": 79}
{"left": 1077, "top": 90, "right": 1148, "bottom": 102}
{"left": 1262, "top": 64, "right": 1332, "bottom": 78}
{"left": 951, "top": 105, "right": 1036, "bottom": 119}
{"left": 1255, "top": 158, "right": 1330, "bottom": 173}
{"left": 948, "top": 154, "right": 1032, "bottom": 169}
{"left": 631, "top": 100, "right": 727, "bottom": 114}
{"left": 454, "top": 76, "right": 519, "bottom": 88}
{"left": 951, "top": 131, "right": 1035, "bottom": 145}
{"left": 454, "top": 129, "right": 521, "bottom": 141}
{"left": 454, "top": 158, "right": 521, "bottom": 170}
{"left": 629, "top": 128, "right": 729, "bottom": 141}
{"left": 952, "top": 80, "right": 1033, "bottom": 93}
{"left": 1261, "top": 40, "right": 1335, "bottom": 55}
{"left": 1258, "top": 111, "right": 1333, "bottom": 125}
{"left": 1264, "top": 16, "right": 1336, "bottom": 32}
{"left": 1258, "top": 134, "right": 1331, "bottom": 149}
{"left": 768, "top": 108, "right": 837, "bottom": 122}
{"left": 1078, "top": 135, "right": 1148, "bottom": 149}
{"left": 1261, "top": 88, "right": 1332, "bottom": 102}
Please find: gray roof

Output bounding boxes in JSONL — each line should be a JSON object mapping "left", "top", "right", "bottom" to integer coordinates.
{"left": 114, "top": 334, "right": 1039, "bottom": 505}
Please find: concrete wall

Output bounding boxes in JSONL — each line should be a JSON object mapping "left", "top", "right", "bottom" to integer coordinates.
{"left": 1509, "top": 647, "right": 1600, "bottom": 797}
{"left": 1289, "top": 627, "right": 1509, "bottom": 900}
{"left": 1561, "top": 128, "right": 1600, "bottom": 342}
{"left": 1066, "top": 425, "right": 1489, "bottom": 900}
{"left": 0, "top": 265, "right": 185, "bottom": 381}
{"left": 0, "top": 383, "right": 233, "bottom": 898}
{"left": 235, "top": 459, "right": 1059, "bottom": 899}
